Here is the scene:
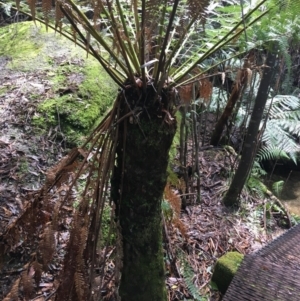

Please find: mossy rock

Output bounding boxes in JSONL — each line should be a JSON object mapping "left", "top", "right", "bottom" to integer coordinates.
{"left": 0, "top": 21, "right": 117, "bottom": 146}
{"left": 212, "top": 251, "right": 244, "bottom": 294}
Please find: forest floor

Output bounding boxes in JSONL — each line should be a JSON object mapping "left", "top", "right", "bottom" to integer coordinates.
{"left": 0, "top": 22, "right": 293, "bottom": 301}
{"left": 165, "top": 143, "right": 287, "bottom": 300}
{"left": 0, "top": 64, "right": 289, "bottom": 300}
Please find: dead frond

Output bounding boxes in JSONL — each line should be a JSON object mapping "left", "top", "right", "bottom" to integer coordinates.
{"left": 3, "top": 278, "right": 20, "bottom": 301}
{"left": 21, "top": 266, "right": 35, "bottom": 300}
{"left": 164, "top": 184, "right": 187, "bottom": 238}
{"left": 199, "top": 78, "right": 213, "bottom": 104}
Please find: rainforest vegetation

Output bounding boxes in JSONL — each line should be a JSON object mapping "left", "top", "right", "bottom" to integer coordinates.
{"left": 0, "top": 0, "right": 300, "bottom": 300}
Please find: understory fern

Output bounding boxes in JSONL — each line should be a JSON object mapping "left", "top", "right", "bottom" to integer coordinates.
{"left": 258, "top": 95, "right": 300, "bottom": 164}
{"left": 178, "top": 250, "right": 205, "bottom": 301}
{"left": 272, "top": 180, "right": 284, "bottom": 198}
{"left": 246, "top": 175, "right": 268, "bottom": 199}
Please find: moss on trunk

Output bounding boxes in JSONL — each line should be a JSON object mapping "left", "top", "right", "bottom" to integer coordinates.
{"left": 112, "top": 86, "right": 176, "bottom": 301}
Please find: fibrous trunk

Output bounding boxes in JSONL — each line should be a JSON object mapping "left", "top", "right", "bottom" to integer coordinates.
{"left": 111, "top": 84, "right": 176, "bottom": 301}
{"left": 224, "top": 46, "right": 278, "bottom": 206}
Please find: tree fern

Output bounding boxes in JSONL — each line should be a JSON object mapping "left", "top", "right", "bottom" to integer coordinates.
{"left": 257, "top": 95, "right": 300, "bottom": 164}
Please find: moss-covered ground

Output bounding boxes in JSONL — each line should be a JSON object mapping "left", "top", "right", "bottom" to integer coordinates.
{"left": 0, "top": 21, "right": 117, "bottom": 145}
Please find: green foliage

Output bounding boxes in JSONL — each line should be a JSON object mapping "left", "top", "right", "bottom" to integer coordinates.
{"left": 251, "top": 160, "right": 267, "bottom": 177}
{"left": 244, "top": 161, "right": 268, "bottom": 199}
{"left": 246, "top": 175, "right": 267, "bottom": 199}
{"left": 291, "top": 214, "right": 300, "bottom": 224}
{"left": 272, "top": 180, "right": 284, "bottom": 198}
{"left": 161, "top": 199, "right": 173, "bottom": 222}
{"left": 181, "top": 259, "right": 204, "bottom": 301}
{"left": 176, "top": 248, "right": 205, "bottom": 300}
{"left": 99, "top": 203, "right": 116, "bottom": 246}
{"left": 257, "top": 95, "right": 300, "bottom": 164}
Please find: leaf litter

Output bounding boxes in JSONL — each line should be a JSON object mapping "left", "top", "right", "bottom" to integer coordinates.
{"left": 0, "top": 64, "right": 291, "bottom": 301}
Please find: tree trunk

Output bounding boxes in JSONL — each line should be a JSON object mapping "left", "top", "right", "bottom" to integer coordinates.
{"left": 112, "top": 86, "right": 176, "bottom": 301}
{"left": 210, "top": 65, "right": 249, "bottom": 146}
{"left": 223, "top": 46, "right": 278, "bottom": 207}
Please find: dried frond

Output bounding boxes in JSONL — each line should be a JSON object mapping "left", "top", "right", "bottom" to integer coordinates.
{"left": 76, "top": 223, "right": 89, "bottom": 270}
{"left": 31, "top": 260, "right": 43, "bottom": 287}
{"left": 2, "top": 191, "right": 44, "bottom": 255}
{"left": 3, "top": 278, "right": 20, "bottom": 301}
{"left": 187, "top": 0, "right": 210, "bottom": 19}
{"left": 74, "top": 271, "right": 88, "bottom": 301}
{"left": 246, "top": 68, "right": 253, "bottom": 87}
{"left": 198, "top": 78, "right": 212, "bottom": 103}
{"left": 42, "top": 0, "right": 53, "bottom": 27}
{"left": 144, "top": 0, "right": 164, "bottom": 52}
{"left": 164, "top": 184, "right": 187, "bottom": 238}
{"left": 235, "top": 67, "right": 249, "bottom": 88}
{"left": 55, "top": 1, "right": 64, "bottom": 30}
{"left": 165, "top": 184, "right": 181, "bottom": 216}
{"left": 21, "top": 266, "right": 35, "bottom": 300}
{"left": 178, "top": 84, "right": 193, "bottom": 105}
{"left": 93, "top": 0, "right": 102, "bottom": 29}
{"left": 173, "top": 218, "right": 187, "bottom": 238}
{"left": 26, "top": 0, "right": 36, "bottom": 21}
{"left": 15, "top": 0, "right": 21, "bottom": 10}
{"left": 145, "top": 0, "right": 162, "bottom": 24}
{"left": 39, "top": 225, "right": 56, "bottom": 270}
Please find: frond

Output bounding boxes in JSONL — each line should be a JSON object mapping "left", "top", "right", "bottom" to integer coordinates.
{"left": 177, "top": 249, "right": 204, "bottom": 301}
{"left": 246, "top": 176, "right": 267, "bottom": 199}
{"left": 276, "top": 119, "right": 300, "bottom": 136}
{"left": 251, "top": 160, "right": 267, "bottom": 177}
{"left": 257, "top": 145, "right": 290, "bottom": 162}
{"left": 260, "top": 121, "right": 300, "bottom": 158}
{"left": 266, "top": 95, "right": 300, "bottom": 118}
{"left": 258, "top": 93, "right": 300, "bottom": 164}
{"left": 272, "top": 180, "right": 284, "bottom": 198}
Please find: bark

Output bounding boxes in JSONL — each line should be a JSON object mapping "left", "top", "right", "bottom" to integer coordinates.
{"left": 112, "top": 85, "right": 176, "bottom": 301}
{"left": 223, "top": 46, "right": 278, "bottom": 207}
{"left": 210, "top": 66, "right": 249, "bottom": 146}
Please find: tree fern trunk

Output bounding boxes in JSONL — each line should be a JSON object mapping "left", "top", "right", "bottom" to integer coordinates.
{"left": 210, "top": 70, "right": 247, "bottom": 146}
{"left": 224, "top": 45, "right": 278, "bottom": 207}
{"left": 112, "top": 86, "right": 176, "bottom": 301}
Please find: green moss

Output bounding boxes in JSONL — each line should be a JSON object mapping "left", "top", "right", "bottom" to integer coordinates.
{"left": 212, "top": 251, "right": 244, "bottom": 294}
{"left": 1, "top": 21, "right": 117, "bottom": 145}
{"left": 116, "top": 99, "right": 175, "bottom": 301}
{"left": 0, "top": 23, "right": 47, "bottom": 71}
{"left": 36, "top": 48, "right": 117, "bottom": 144}
{"left": 169, "top": 112, "right": 180, "bottom": 160}
{"left": 167, "top": 111, "right": 180, "bottom": 184}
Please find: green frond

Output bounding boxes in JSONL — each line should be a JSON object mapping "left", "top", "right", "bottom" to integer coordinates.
{"left": 276, "top": 119, "right": 300, "bottom": 136}
{"left": 257, "top": 146, "right": 290, "bottom": 162}
{"left": 251, "top": 161, "right": 267, "bottom": 177}
{"left": 258, "top": 94, "right": 300, "bottom": 164}
{"left": 161, "top": 199, "right": 173, "bottom": 222}
{"left": 178, "top": 250, "right": 204, "bottom": 301}
{"left": 246, "top": 176, "right": 267, "bottom": 199}
{"left": 272, "top": 180, "right": 284, "bottom": 198}
{"left": 266, "top": 95, "right": 300, "bottom": 118}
